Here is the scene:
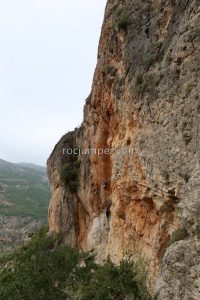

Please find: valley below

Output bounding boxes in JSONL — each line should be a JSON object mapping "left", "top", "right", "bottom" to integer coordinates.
{"left": 0, "top": 159, "right": 50, "bottom": 252}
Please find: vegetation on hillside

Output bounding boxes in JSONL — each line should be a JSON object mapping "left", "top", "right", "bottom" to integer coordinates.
{"left": 60, "top": 147, "right": 81, "bottom": 193}
{"left": 0, "top": 160, "right": 50, "bottom": 219}
{"left": 167, "top": 227, "right": 189, "bottom": 247}
{"left": 0, "top": 227, "right": 152, "bottom": 300}
{"left": 115, "top": 9, "right": 129, "bottom": 31}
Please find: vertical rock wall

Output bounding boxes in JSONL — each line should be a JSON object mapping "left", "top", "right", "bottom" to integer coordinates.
{"left": 48, "top": 0, "right": 200, "bottom": 298}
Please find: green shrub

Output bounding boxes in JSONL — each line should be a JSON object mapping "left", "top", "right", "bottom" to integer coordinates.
{"left": 60, "top": 164, "right": 80, "bottom": 193}
{"left": 77, "top": 257, "right": 152, "bottom": 300}
{"left": 167, "top": 227, "right": 189, "bottom": 247}
{"left": 0, "top": 227, "right": 84, "bottom": 300}
{"left": 115, "top": 9, "right": 129, "bottom": 31}
{"left": 133, "top": 73, "right": 154, "bottom": 96}
{"left": 117, "top": 15, "right": 129, "bottom": 30}
{"left": 0, "top": 227, "right": 152, "bottom": 300}
{"left": 60, "top": 146, "right": 81, "bottom": 193}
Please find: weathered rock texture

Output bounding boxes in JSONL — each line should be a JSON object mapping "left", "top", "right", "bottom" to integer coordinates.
{"left": 48, "top": 0, "right": 200, "bottom": 298}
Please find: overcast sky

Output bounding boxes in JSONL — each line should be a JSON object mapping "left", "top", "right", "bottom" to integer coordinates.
{"left": 0, "top": 0, "right": 106, "bottom": 166}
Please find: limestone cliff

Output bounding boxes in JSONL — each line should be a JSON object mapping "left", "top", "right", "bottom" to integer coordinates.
{"left": 48, "top": 0, "right": 200, "bottom": 298}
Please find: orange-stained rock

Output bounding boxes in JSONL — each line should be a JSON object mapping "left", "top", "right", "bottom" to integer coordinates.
{"left": 48, "top": 0, "right": 200, "bottom": 298}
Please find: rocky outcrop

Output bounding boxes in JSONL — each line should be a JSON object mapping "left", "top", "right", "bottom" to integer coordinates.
{"left": 48, "top": 0, "right": 200, "bottom": 298}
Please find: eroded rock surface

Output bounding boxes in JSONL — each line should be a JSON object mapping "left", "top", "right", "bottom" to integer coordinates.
{"left": 48, "top": 0, "right": 200, "bottom": 297}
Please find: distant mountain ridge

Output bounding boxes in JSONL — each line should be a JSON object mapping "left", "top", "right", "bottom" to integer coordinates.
{"left": 0, "top": 158, "right": 50, "bottom": 252}
{"left": 0, "top": 159, "right": 46, "bottom": 173}
{"left": 17, "top": 162, "right": 46, "bottom": 173}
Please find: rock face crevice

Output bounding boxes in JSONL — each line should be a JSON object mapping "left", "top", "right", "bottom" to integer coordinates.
{"left": 48, "top": 0, "right": 200, "bottom": 298}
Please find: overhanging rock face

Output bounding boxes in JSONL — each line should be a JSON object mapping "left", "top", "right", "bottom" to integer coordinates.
{"left": 48, "top": 0, "right": 200, "bottom": 298}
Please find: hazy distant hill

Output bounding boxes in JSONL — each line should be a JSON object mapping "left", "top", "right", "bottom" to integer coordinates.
{"left": 17, "top": 162, "right": 46, "bottom": 173}
{"left": 0, "top": 159, "right": 50, "bottom": 219}
{"left": 0, "top": 159, "right": 50, "bottom": 252}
